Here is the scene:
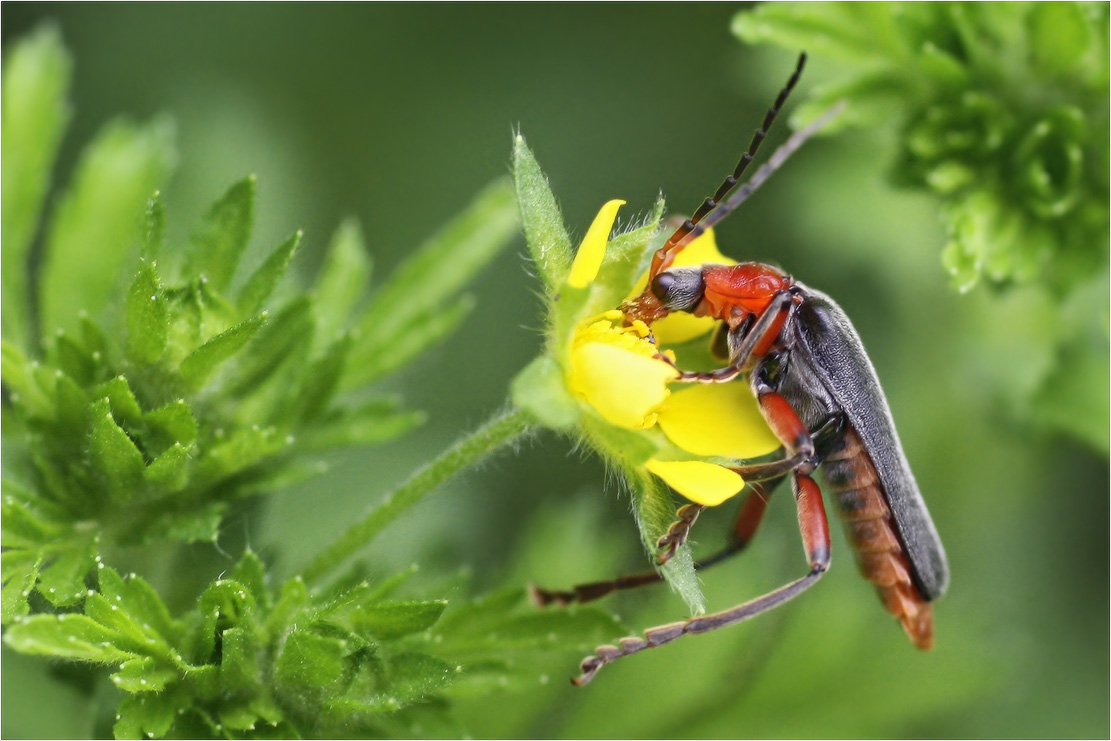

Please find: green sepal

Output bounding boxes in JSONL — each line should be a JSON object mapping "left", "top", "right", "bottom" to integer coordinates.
{"left": 512, "top": 133, "right": 572, "bottom": 291}
{"left": 510, "top": 355, "right": 579, "bottom": 430}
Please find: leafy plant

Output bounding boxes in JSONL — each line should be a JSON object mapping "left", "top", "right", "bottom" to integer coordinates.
{"left": 1, "top": 27, "right": 619, "bottom": 738}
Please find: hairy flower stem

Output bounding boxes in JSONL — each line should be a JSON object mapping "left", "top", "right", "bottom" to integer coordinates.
{"left": 300, "top": 406, "right": 534, "bottom": 585}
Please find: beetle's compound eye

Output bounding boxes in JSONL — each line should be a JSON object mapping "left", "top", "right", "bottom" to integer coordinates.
{"left": 650, "top": 268, "right": 704, "bottom": 312}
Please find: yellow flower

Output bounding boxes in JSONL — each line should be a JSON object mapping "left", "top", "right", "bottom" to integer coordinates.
{"left": 563, "top": 201, "right": 780, "bottom": 506}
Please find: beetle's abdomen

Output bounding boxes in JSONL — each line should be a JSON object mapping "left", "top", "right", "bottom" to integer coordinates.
{"left": 820, "top": 426, "right": 933, "bottom": 649}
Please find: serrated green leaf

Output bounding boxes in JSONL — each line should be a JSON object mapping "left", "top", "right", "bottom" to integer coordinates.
{"left": 238, "top": 230, "right": 302, "bottom": 316}
{"left": 143, "top": 443, "right": 192, "bottom": 493}
{"left": 1, "top": 551, "right": 41, "bottom": 624}
{"left": 141, "top": 191, "right": 166, "bottom": 260}
{"left": 5, "top": 613, "right": 136, "bottom": 662}
{"left": 342, "top": 600, "right": 447, "bottom": 640}
{"left": 98, "top": 566, "right": 180, "bottom": 647}
{"left": 179, "top": 312, "right": 267, "bottom": 388}
{"left": 194, "top": 425, "right": 289, "bottom": 485}
{"left": 143, "top": 400, "right": 197, "bottom": 450}
{"left": 89, "top": 398, "right": 145, "bottom": 504}
{"left": 227, "top": 298, "right": 314, "bottom": 395}
{"left": 36, "top": 540, "right": 97, "bottom": 607}
{"left": 140, "top": 501, "right": 224, "bottom": 544}
{"left": 2, "top": 26, "right": 72, "bottom": 350}
{"left": 86, "top": 592, "right": 169, "bottom": 657}
{"left": 126, "top": 259, "right": 169, "bottom": 364}
{"left": 184, "top": 176, "right": 255, "bottom": 293}
{"left": 275, "top": 629, "right": 346, "bottom": 689}
{"left": 345, "top": 294, "right": 474, "bottom": 388}
{"left": 39, "top": 116, "right": 175, "bottom": 337}
{"left": 513, "top": 134, "right": 572, "bottom": 291}
{"left": 115, "top": 688, "right": 180, "bottom": 740}
{"left": 350, "top": 178, "right": 516, "bottom": 371}
{"left": 111, "top": 656, "right": 180, "bottom": 693}
{"left": 95, "top": 376, "right": 144, "bottom": 429}
{"left": 314, "top": 217, "right": 371, "bottom": 347}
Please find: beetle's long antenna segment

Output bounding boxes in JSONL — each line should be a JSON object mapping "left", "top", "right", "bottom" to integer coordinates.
{"left": 650, "top": 52, "right": 808, "bottom": 277}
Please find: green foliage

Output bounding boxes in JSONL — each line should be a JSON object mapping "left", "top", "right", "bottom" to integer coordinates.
{"left": 0, "top": 28, "right": 622, "bottom": 740}
{"left": 735, "top": 1, "right": 1110, "bottom": 452}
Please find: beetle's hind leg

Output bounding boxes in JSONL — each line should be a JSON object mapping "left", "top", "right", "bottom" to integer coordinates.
{"left": 572, "top": 470, "right": 831, "bottom": 685}
{"left": 530, "top": 480, "right": 780, "bottom": 607}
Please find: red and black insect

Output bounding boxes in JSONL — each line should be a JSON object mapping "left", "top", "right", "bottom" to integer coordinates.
{"left": 533, "top": 53, "right": 948, "bottom": 685}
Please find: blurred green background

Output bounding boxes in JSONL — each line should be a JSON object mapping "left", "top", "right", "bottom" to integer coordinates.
{"left": 3, "top": 4, "right": 1107, "bottom": 738}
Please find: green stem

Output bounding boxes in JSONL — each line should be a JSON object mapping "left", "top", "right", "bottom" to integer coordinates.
{"left": 300, "top": 406, "right": 533, "bottom": 585}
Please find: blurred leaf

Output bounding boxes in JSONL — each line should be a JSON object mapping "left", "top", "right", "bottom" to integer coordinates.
{"left": 314, "top": 217, "right": 371, "bottom": 346}
{"left": 1027, "top": 3, "right": 1093, "bottom": 78}
{"left": 141, "top": 191, "right": 166, "bottom": 260}
{"left": 345, "top": 178, "right": 517, "bottom": 387}
{"left": 1, "top": 26, "right": 71, "bottom": 349}
{"left": 513, "top": 134, "right": 572, "bottom": 291}
{"left": 226, "top": 298, "right": 313, "bottom": 396}
{"left": 183, "top": 176, "right": 255, "bottom": 293}
{"left": 237, "top": 230, "right": 302, "bottom": 316}
{"left": 299, "top": 398, "right": 425, "bottom": 451}
{"left": 39, "top": 116, "right": 175, "bottom": 337}
{"left": 126, "top": 260, "right": 169, "bottom": 364}
{"left": 1032, "top": 339, "right": 1111, "bottom": 454}
{"left": 290, "top": 334, "right": 352, "bottom": 423}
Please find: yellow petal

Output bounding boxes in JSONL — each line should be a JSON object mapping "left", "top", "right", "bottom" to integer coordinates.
{"left": 569, "top": 340, "right": 678, "bottom": 429}
{"left": 657, "top": 382, "right": 781, "bottom": 459}
{"left": 645, "top": 459, "right": 745, "bottom": 506}
{"left": 568, "top": 199, "right": 626, "bottom": 288}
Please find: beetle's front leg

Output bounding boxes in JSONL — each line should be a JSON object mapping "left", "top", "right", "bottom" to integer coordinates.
{"left": 655, "top": 290, "right": 796, "bottom": 384}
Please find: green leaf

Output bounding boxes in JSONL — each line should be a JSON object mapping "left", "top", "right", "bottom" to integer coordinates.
{"left": 314, "top": 217, "right": 371, "bottom": 346}
{"left": 238, "top": 230, "right": 302, "bottom": 316}
{"left": 89, "top": 398, "right": 145, "bottom": 504}
{"left": 291, "top": 334, "right": 352, "bottom": 423}
{"left": 1, "top": 26, "right": 72, "bottom": 350}
{"left": 513, "top": 134, "right": 572, "bottom": 291}
{"left": 231, "top": 550, "right": 271, "bottom": 611}
{"left": 345, "top": 294, "right": 474, "bottom": 388}
{"left": 1, "top": 551, "right": 41, "bottom": 624}
{"left": 2, "top": 491, "right": 63, "bottom": 549}
{"left": 141, "top": 501, "right": 224, "bottom": 544}
{"left": 344, "top": 651, "right": 461, "bottom": 713}
{"left": 39, "top": 115, "right": 175, "bottom": 337}
{"left": 95, "top": 376, "right": 144, "bottom": 430}
{"left": 219, "top": 625, "right": 261, "bottom": 692}
{"left": 183, "top": 176, "right": 255, "bottom": 293}
{"left": 98, "top": 567, "right": 180, "bottom": 647}
{"left": 341, "top": 600, "right": 447, "bottom": 640}
{"left": 348, "top": 178, "right": 517, "bottom": 383}
{"left": 1027, "top": 2, "right": 1093, "bottom": 77}
{"left": 37, "top": 540, "right": 97, "bottom": 608}
{"left": 226, "top": 298, "right": 313, "bottom": 395}
{"left": 115, "top": 688, "right": 180, "bottom": 740}
{"left": 143, "top": 400, "right": 198, "bottom": 451}
{"left": 179, "top": 312, "right": 267, "bottom": 388}
{"left": 141, "top": 191, "right": 166, "bottom": 260}
{"left": 275, "top": 629, "right": 345, "bottom": 689}
{"left": 126, "top": 259, "right": 169, "bottom": 364}
{"left": 5, "top": 613, "right": 136, "bottom": 663}
{"left": 111, "top": 656, "right": 180, "bottom": 693}
{"left": 194, "top": 426, "right": 289, "bottom": 486}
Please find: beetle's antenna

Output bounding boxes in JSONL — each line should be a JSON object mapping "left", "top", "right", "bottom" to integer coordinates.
{"left": 650, "top": 52, "right": 807, "bottom": 277}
